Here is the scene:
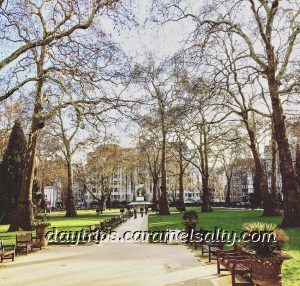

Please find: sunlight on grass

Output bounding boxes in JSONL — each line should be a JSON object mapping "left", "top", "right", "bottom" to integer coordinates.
{"left": 0, "top": 210, "right": 116, "bottom": 245}
{"left": 149, "top": 208, "right": 300, "bottom": 286}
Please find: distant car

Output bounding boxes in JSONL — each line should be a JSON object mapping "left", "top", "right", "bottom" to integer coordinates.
{"left": 236, "top": 201, "right": 251, "bottom": 208}
{"left": 185, "top": 199, "right": 195, "bottom": 204}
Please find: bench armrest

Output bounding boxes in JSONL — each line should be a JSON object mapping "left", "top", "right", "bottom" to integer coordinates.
{"left": 208, "top": 243, "right": 223, "bottom": 250}
{"left": 228, "top": 257, "right": 252, "bottom": 268}
{"left": 224, "top": 255, "right": 249, "bottom": 260}
{"left": 216, "top": 249, "right": 236, "bottom": 257}
{"left": 207, "top": 242, "right": 224, "bottom": 246}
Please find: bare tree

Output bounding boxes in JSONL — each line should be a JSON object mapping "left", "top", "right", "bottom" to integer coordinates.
{"left": 47, "top": 109, "right": 86, "bottom": 217}
{"left": 84, "top": 144, "right": 123, "bottom": 210}
{"left": 154, "top": 0, "right": 300, "bottom": 226}
{"left": 133, "top": 58, "right": 177, "bottom": 215}
{"left": 8, "top": 0, "right": 130, "bottom": 231}
{"left": 168, "top": 134, "right": 190, "bottom": 211}
{"left": 216, "top": 125, "right": 250, "bottom": 204}
{"left": 0, "top": 0, "right": 127, "bottom": 102}
{"left": 137, "top": 127, "right": 162, "bottom": 210}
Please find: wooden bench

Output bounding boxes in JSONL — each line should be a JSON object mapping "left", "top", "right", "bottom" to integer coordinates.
{"left": 216, "top": 245, "right": 252, "bottom": 286}
{"left": 100, "top": 221, "right": 112, "bottom": 233}
{"left": 201, "top": 242, "right": 224, "bottom": 262}
{"left": 0, "top": 240, "right": 15, "bottom": 262}
{"left": 194, "top": 229, "right": 208, "bottom": 250}
{"left": 216, "top": 245, "right": 247, "bottom": 273}
{"left": 16, "top": 233, "right": 42, "bottom": 255}
{"left": 226, "top": 257, "right": 252, "bottom": 286}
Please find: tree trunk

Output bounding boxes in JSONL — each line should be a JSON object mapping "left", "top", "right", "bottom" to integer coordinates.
{"left": 245, "top": 117, "right": 278, "bottom": 216}
{"left": 8, "top": 123, "right": 38, "bottom": 231}
{"left": 8, "top": 47, "right": 46, "bottom": 231}
{"left": 159, "top": 161, "right": 170, "bottom": 214}
{"left": 175, "top": 139, "right": 186, "bottom": 211}
{"left": 158, "top": 101, "right": 170, "bottom": 215}
{"left": 176, "top": 168, "right": 185, "bottom": 211}
{"left": 296, "top": 145, "right": 300, "bottom": 186}
{"left": 270, "top": 128, "right": 280, "bottom": 215}
{"left": 176, "top": 146, "right": 186, "bottom": 211}
{"left": 131, "top": 176, "right": 136, "bottom": 201}
{"left": 65, "top": 159, "right": 77, "bottom": 217}
{"left": 269, "top": 87, "right": 300, "bottom": 226}
{"left": 202, "top": 175, "right": 212, "bottom": 212}
{"left": 265, "top": 37, "right": 300, "bottom": 226}
{"left": 100, "top": 191, "right": 107, "bottom": 211}
{"left": 225, "top": 173, "right": 232, "bottom": 204}
{"left": 199, "top": 122, "right": 212, "bottom": 212}
{"left": 152, "top": 177, "right": 159, "bottom": 210}
{"left": 176, "top": 170, "right": 186, "bottom": 211}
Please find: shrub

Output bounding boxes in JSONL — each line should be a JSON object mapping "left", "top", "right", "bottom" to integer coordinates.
{"left": 242, "top": 222, "right": 289, "bottom": 258}
{"left": 182, "top": 210, "right": 198, "bottom": 223}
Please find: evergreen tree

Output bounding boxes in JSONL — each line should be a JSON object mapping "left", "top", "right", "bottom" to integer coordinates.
{"left": 0, "top": 121, "right": 26, "bottom": 224}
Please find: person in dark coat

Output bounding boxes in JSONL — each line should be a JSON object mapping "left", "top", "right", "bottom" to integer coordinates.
{"left": 140, "top": 207, "right": 144, "bottom": 217}
{"left": 145, "top": 205, "right": 148, "bottom": 215}
{"left": 133, "top": 207, "right": 137, "bottom": 219}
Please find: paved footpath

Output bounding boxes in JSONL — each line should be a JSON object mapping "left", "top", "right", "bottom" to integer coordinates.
{"left": 0, "top": 215, "right": 232, "bottom": 286}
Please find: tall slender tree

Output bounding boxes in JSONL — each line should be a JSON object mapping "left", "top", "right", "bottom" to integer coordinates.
{"left": 0, "top": 121, "right": 26, "bottom": 225}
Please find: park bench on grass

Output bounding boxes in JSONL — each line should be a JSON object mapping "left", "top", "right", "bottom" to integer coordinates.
{"left": 216, "top": 245, "right": 253, "bottom": 286}
{"left": 226, "top": 257, "right": 252, "bottom": 286}
{"left": 111, "top": 217, "right": 122, "bottom": 227}
{"left": 216, "top": 244, "right": 248, "bottom": 273}
{"left": 100, "top": 220, "right": 112, "bottom": 233}
{"left": 16, "top": 233, "right": 42, "bottom": 255}
{"left": 201, "top": 241, "right": 225, "bottom": 262}
{"left": 194, "top": 229, "right": 208, "bottom": 250}
{"left": 97, "top": 217, "right": 122, "bottom": 234}
{"left": 0, "top": 240, "right": 15, "bottom": 262}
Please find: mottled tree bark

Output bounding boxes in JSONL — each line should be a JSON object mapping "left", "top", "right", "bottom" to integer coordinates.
{"left": 266, "top": 45, "right": 300, "bottom": 225}
{"left": 152, "top": 177, "right": 159, "bottom": 210}
{"left": 256, "top": 0, "right": 300, "bottom": 225}
{"left": 158, "top": 99, "right": 170, "bottom": 215}
{"left": 270, "top": 128, "right": 280, "bottom": 215}
{"left": 202, "top": 175, "right": 212, "bottom": 212}
{"left": 176, "top": 143, "right": 186, "bottom": 211}
{"left": 270, "top": 88, "right": 300, "bottom": 226}
{"left": 225, "top": 172, "right": 233, "bottom": 204}
{"left": 8, "top": 47, "right": 46, "bottom": 231}
{"left": 100, "top": 191, "right": 108, "bottom": 211}
{"left": 177, "top": 170, "right": 186, "bottom": 211}
{"left": 65, "top": 159, "right": 77, "bottom": 217}
{"left": 199, "top": 123, "right": 212, "bottom": 212}
{"left": 246, "top": 120, "right": 278, "bottom": 216}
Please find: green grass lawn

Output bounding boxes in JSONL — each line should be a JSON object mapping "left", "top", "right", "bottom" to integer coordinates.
{"left": 149, "top": 208, "right": 300, "bottom": 286}
{"left": 0, "top": 210, "right": 117, "bottom": 245}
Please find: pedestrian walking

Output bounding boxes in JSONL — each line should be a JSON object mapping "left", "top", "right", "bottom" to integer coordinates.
{"left": 133, "top": 207, "right": 137, "bottom": 219}
{"left": 140, "top": 207, "right": 144, "bottom": 217}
